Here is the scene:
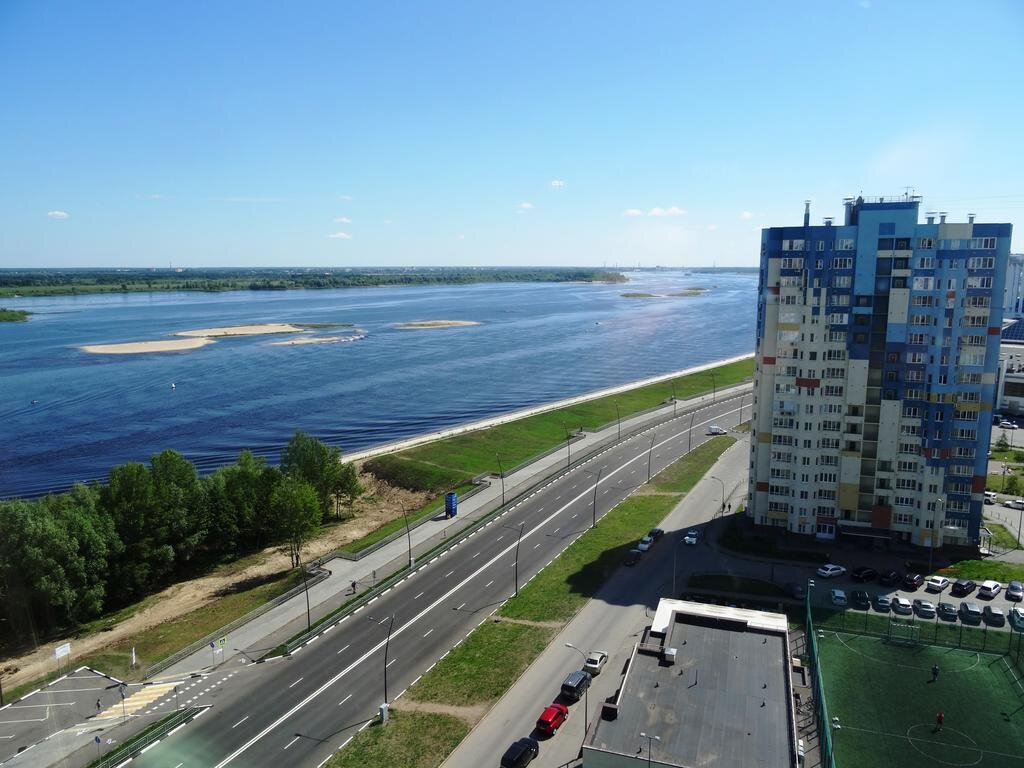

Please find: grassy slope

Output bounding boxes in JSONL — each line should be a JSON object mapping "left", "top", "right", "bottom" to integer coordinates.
{"left": 324, "top": 712, "right": 470, "bottom": 768}
{"left": 0, "top": 308, "right": 30, "bottom": 321}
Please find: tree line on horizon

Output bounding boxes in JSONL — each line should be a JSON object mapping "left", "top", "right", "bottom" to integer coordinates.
{"left": 0, "top": 432, "right": 361, "bottom": 644}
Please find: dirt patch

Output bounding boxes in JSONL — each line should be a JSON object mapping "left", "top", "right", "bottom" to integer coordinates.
{"left": 0, "top": 470, "right": 430, "bottom": 691}
{"left": 492, "top": 616, "right": 563, "bottom": 630}
{"left": 391, "top": 697, "right": 487, "bottom": 725}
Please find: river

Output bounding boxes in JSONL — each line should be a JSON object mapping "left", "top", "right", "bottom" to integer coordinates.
{"left": 0, "top": 270, "right": 756, "bottom": 498}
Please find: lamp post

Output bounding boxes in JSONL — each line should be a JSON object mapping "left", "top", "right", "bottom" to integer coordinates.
{"left": 370, "top": 614, "right": 396, "bottom": 704}
{"left": 929, "top": 498, "right": 944, "bottom": 575}
{"left": 401, "top": 506, "right": 414, "bottom": 569}
{"left": 565, "top": 643, "right": 590, "bottom": 737}
{"left": 688, "top": 410, "right": 696, "bottom": 453}
{"left": 647, "top": 432, "right": 657, "bottom": 482}
{"left": 1003, "top": 463, "right": 1009, "bottom": 492}
{"left": 592, "top": 466, "right": 603, "bottom": 529}
{"left": 561, "top": 421, "right": 572, "bottom": 469}
{"left": 615, "top": 402, "right": 622, "bottom": 440}
{"left": 671, "top": 380, "right": 678, "bottom": 417}
{"left": 300, "top": 560, "right": 312, "bottom": 631}
{"left": 495, "top": 454, "right": 506, "bottom": 507}
{"left": 639, "top": 732, "right": 661, "bottom": 768}
{"left": 514, "top": 522, "right": 526, "bottom": 597}
{"left": 710, "top": 475, "right": 725, "bottom": 516}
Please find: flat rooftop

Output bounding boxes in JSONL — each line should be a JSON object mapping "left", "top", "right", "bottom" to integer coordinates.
{"left": 585, "top": 600, "right": 796, "bottom": 768}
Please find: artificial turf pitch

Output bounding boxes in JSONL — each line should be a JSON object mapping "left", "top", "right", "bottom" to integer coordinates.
{"left": 817, "top": 632, "right": 1024, "bottom": 768}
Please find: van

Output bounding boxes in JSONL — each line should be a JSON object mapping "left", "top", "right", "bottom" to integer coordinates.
{"left": 560, "top": 670, "right": 592, "bottom": 702}
{"left": 984, "top": 491, "right": 997, "bottom": 505}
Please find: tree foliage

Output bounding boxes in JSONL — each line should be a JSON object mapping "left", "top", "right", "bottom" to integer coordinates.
{"left": 281, "top": 431, "right": 362, "bottom": 516}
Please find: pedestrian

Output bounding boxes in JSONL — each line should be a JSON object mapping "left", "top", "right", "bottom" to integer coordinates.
{"left": 96, "top": 698, "right": 101, "bottom": 713}
{"left": 351, "top": 580, "right": 357, "bottom": 595}
{"left": 936, "top": 711, "right": 944, "bottom": 732}
{"left": 932, "top": 664, "right": 940, "bottom": 682}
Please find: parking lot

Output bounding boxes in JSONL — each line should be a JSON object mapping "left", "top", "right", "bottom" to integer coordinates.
{"left": 0, "top": 667, "right": 120, "bottom": 763}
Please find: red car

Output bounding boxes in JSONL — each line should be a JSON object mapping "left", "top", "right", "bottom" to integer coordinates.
{"left": 536, "top": 702, "right": 569, "bottom": 736}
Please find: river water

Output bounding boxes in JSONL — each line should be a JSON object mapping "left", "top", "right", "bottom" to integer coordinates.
{"left": 0, "top": 270, "right": 756, "bottom": 498}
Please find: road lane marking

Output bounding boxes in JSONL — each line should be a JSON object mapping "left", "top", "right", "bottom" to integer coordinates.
{"left": 338, "top": 694, "right": 352, "bottom": 706}
{"left": 414, "top": 591, "right": 425, "bottom": 599}
{"left": 213, "top": 402, "right": 742, "bottom": 768}
{"left": 283, "top": 736, "right": 300, "bottom": 750}
{"left": 485, "top": 580, "right": 493, "bottom": 587}
{"left": 385, "top": 659, "right": 398, "bottom": 669}
{"left": 534, "top": 543, "right": 541, "bottom": 549}
{"left": 336, "top": 644, "right": 349, "bottom": 655}
{"left": 445, "top": 570, "right": 455, "bottom": 578}
{"left": 472, "top": 551, "right": 481, "bottom": 558}
{"left": 552, "top": 527, "right": 560, "bottom": 534}
{"left": 423, "top": 629, "right": 434, "bottom": 637}
{"left": 232, "top": 716, "right": 249, "bottom": 729}
{"left": 456, "top": 602, "right": 466, "bottom": 610}
{"left": 288, "top": 678, "right": 304, "bottom": 689}
{"left": 378, "top": 617, "right": 390, "bottom": 624}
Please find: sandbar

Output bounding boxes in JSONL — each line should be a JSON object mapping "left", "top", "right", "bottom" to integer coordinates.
{"left": 269, "top": 334, "right": 366, "bottom": 346}
{"left": 81, "top": 338, "right": 215, "bottom": 355}
{"left": 175, "top": 323, "right": 304, "bottom": 338}
{"left": 621, "top": 292, "right": 659, "bottom": 298}
{"left": 395, "top": 320, "right": 482, "bottom": 329}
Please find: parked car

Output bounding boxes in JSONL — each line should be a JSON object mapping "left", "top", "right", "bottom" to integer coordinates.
{"left": 902, "top": 573, "right": 925, "bottom": 591}
{"left": 1006, "top": 498, "right": 1024, "bottom": 510}
{"left": 979, "top": 580, "right": 1002, "bottom": 599}
{"left": 637, "top": 535, "right": 654, "bottom": 553}
{"left": 501, "top": 738, "right": 539, "bottom": 768}
{"left": 984, "top": 491, "right": 998, "bottom": 505}
{"left": 648, "top": 528, "right": 665, "bottom": 541}
{"left": 536, "top": 703, "right": 569, "bottom": 736}
{"left": 1000, "top": 420, "right": 1017, "bottom": 429}
{"left": 830, "top": 589, "right": 848, "bottom": 606}
{"left": 878, "top": 569, "right": 902, "bottom": 587}
{"left": 706, "top": 425, "right": 728, "bottom": 435}
{"left": 1010, "top": 606, "right": 1024, "bottom": 631}
{"left": 873, "top": 594, "right": 892, "bottom": 612}
{"left": 560, "top": 671, "right": 592, "bottom": 702}
{"left": 584, "top": 651, "right": 608, "bottom": 676}
{"left": 925, "top": 575, "right": 950, "bottom": 593}
{"left": 960, "top": 602, "right": 983, "bottom": 624}
{"left": 624, "top": 549, "right": 642, "bottom": 566}
{"left": 892, "top": 597, "right": 913, "bottom": 615}
{"left": 951, "top": 579, "right": 977, "bottom": 597}
{"left": 983, "top": 606, "right": 1007, "bottom": 627}
{"left": 937, "top": 602, "right": 958, "bottom": 622}
{"left": 785, "top": 582, "right": 806, "bottom": 600}
{"left": 851, "top": 566, "right": 878, "bottom": 583}
{"left": 684, "top": 529, "right": 699, "bottom": 545}
{"left": 913, "top": 599, "right": 936, "bottom": 618}
{"left": 817, "top": 564, "right": 846, "bottom": 579}
{"left": 1008, "top": 581, "right": 1024, "bottom": 602}
{"left": 850, "top": 589, "right": 871, "bottom": 609}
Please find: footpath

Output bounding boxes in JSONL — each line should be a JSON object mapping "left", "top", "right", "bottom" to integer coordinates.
{"left": 153, "top": 380, "right": 753, "bottom": 680}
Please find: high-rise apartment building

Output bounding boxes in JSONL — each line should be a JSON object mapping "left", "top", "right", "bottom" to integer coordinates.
{"left": 1003, "top": 253, "right": 1024, "bottom": 318}
{"left": 748, "top": 196, "right": 1012, "bottom": 550}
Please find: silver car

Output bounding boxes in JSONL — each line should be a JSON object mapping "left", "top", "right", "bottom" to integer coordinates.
{"left": 1007, "top": 581, "right": 1023, "bottom": 602}
{"left": 913, "top": 599, "right": 936, "bottom": 618}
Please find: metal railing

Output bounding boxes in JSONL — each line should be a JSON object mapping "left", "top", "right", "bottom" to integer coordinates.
{"left": 89, "top": 707, "right": 206, "bottom": 768}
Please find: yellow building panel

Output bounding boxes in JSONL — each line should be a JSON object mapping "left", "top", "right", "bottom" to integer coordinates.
{"left": 759, "top": 432, "right": 773, "bottom": 443}
{"left": 776, "top": 323, "right": 800, "bottom": 331}
{"left": 838, "top": 483, "right": 859, "bottom": 508}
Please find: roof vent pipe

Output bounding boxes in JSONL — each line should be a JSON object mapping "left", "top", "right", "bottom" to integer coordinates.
{"left": 968, "top": 213, "right": 976, "bottom": 224}
{"left": 939, "top": 212, "right": 947, "bottom": 224}
{"left": 823, "top": 217, "right": 833, "bottom": 227}
{"left": 926, "top": 212, "right": 936, "bottom": 225}
{"left": 803, "top": 200, "right": 811, "bottom": 227}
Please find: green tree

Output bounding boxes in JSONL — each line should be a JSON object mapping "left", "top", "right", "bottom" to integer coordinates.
{"left": 269, "top": 476, "right": 321, "bottom": 567}
{"left": 280, "top": 431, "right": 362, "bottom": 518}
{"left": 1006, "top": 475, "right": 1020, "bottom": 496}
{"left": 996, "top": 434, "right": 1010, "bottom": 452}
{"left": 149, "top": 449, "right": 205, "bottom": 569}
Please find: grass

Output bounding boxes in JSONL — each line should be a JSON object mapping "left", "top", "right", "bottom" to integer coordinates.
{"left": 649, "top": 436, "right": 735, "bottom": 493}
{"left": 342, "top": 484, "right": 475, "bottom": 554}
{"left": 817, "top": 631, "right": 1024, "bottom": 768}
{"left": 987, "top": 522, "right": 1021, "bottom": 552}
{"left": 323, "top": 711, "right": 470, "bottom": 768}
{"left": 407, "top": 621, "right": 555, "bottom": 706}
{"left": 366, "top": 358, "right": 753, "bottom": 493}
{"left": 0, "top": 308, "right": 30, "bottom": 321}
{"left": 688, "top": 573, "right": 787, "bottom": 597}
{"left": 939, "top": 559, "right": 1024, "bottom": 584}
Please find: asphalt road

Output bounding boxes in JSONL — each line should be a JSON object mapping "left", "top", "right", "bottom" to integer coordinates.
{"left": 128, "top": 393, "right": 749, "bottom": 768}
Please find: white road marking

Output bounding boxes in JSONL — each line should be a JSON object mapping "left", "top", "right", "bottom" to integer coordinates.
{"left": 445, "top": 570, "right": 455, "bottom": 578}
{"left": 423, "top": 629, "right": 434, "bottom": 637}
{"left": 552, "top": 527, "right": 560, "bottom": 534}
{"left": 385, "top": 659, "right": 398, "bottom": 669}
{"left": 336, "top": 644, "right": 350, "bottom": 655}
{"left": 472, "top": 551, "right": 481, "bottom": 558}
{"left": 232, "top": 716, "right": 249, "bottom": 729}
{"left": 378, "top": 617, "right": 389, "bottom": 625}
{"left": 456, "top": 602, "right": 466, "bottom": 610}
{"left": 338, "top": 694, "right": 352, "bottom": 706}
{"left": 414, "top": 591, "right": 424, "bottom": 600}
{"left": 283, "top": 736, "right": 300, "bottom": 750}
{"left": 213, "top": 403, "right": 742, "bottom": 768}
{"left": 288, "top": 678, "right": 304, "bottom": 689}
{"left": 485, "top": 580, "right": 493, "bottom": 588}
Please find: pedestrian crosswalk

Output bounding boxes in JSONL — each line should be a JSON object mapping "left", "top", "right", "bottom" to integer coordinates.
{"left": 95, "top": 682, "right": 180, "bottom": 721}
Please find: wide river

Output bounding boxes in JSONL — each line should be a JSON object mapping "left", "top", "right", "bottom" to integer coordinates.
{"left": 0, "top": 270, "right": 756, "bottom": 498}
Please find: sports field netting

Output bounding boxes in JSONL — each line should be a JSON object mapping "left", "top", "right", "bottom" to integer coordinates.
{"left": 817, "top": 631, "right": 1024, "bottom": 768}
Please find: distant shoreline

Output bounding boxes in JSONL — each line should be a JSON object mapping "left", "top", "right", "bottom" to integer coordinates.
{"left": 394, "top": 320, "right": 482, "bottom": 330}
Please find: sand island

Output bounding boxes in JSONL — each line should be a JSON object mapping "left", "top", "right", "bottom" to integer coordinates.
{"left": 394, "top": 320, "right": 482, "bottom": 329}
{"left": 80, "top": 338, "right": 215, "bottom": 355}
{"left": 175, "top": 323, "right": 305, "bottom": 338}
{"left": 269, "top": 333, "right": 366, "bottom": 346}
{"left": 621, "top": 288, "right": 709, "bottom": 299}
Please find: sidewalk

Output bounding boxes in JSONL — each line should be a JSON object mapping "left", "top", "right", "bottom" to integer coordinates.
{"left": 155, "top": 381, "right": 753, "bottom": 678}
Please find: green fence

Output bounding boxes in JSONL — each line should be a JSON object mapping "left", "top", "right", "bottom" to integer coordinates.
{"left": 805, "top": 600, "right": 835, "bottom": 768}
{"left": 88, "top": 706, "right": 206, "bottom": 768}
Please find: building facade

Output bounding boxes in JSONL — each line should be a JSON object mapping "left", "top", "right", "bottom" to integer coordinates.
{"left": 748, "top": 196, "right": 1012, "bottom": 548}
{"left": 1004, "top": 253, "right": 1024, "bottom": 319}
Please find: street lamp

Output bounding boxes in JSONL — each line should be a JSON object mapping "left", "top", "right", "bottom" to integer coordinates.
{"left": 495, "top": 454, "right": 506, "bottom": 507}
{"left": 647, "top": 432, "right": 657, "bottom": 482}
{"left": 639, "top": 732, "right": 661, "bottom": 768}
{"left": 369, "top": 614, "right": 396, "bottom": 704}
{"left": 514, "top": 522, "right": 526, "bottom": 597}
{"left": 615, "top": 402, "right": 622, "bottom": 440}
{"left": 688, "top": 409, "right": 697, "bottom": 453}
{"left": 1003, "top": 463, "right": 1009, "bottom": 492}
{"left": 710, "top": 475, "right": 725, "bottom": 516}
{"left": 565, "top": 643, "right": 591, "bottom": 737}
{"left": 592, "top": 466, "right": 603, "bottom": 529}
{"left": 401, "top": 506, "right": 414, "bottom": 569}
{"left": 300, "top": 560, "right": 312, "bottom": 631}
{"left": 561, "top": 421, "right": 572, "bottom": 469}
{"left": 671, "top": 380, "right": 678, "bottom": 417}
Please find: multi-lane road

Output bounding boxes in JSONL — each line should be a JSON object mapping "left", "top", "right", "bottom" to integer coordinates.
{"left": 129, "top": 392, "right": 749, "bottom": 768}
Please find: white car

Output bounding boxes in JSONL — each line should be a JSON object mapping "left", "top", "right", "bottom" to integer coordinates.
{"left": 979, "top": 580, "right": 1002, "bottom": 598}
{"left": 637, "top": 535, "right": 654, "bottom": 552}
{"left": 584, "top": 651, "right": 608, "bottom": 675}
{"left": 706, "top": 425, "right": 728, "bottom": 436}
{"left": 830, "top": 589, "right": 847, "bottom": 606}
{"left": 892, "top": 597, "right": 913, "bottom": 615}
{"left": 683, "top": 529, "right": 699, "bottom": 545}
{"left": 1000, "top": 420, "right": 1017, "bottom": 430}
{"left": 817, "top": 564, "right": 846, "bottom": 579}
{"left": 925, "top": 576, "right": 950, "bottom": 593}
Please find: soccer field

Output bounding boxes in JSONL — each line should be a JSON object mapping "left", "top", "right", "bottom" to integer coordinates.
{"left": 817, "top": 632, "right": 1024, "bottom": 768}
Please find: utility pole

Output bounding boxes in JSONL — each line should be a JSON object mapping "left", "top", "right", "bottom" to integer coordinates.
{"left": 615, "top": 402, "right": 622, "bottom": 440}
{"left": 402, "top": 507, "right": 414, "bottom": 569}
{"left": 671, "top": 380, "right": 678, "bottom": 417}
{"left": 647, "top": 432, "right": 657, "bottom": 482}
{"left": 688, "top": 410, "right": 696, "bottom": 452}
{"left": 301, "top": 561, "right": 312, "bottom": 630}
{"left": 495, "top": 454, "right": 506, "bottom": 506}
{"left": 592, "top": 466, "right": 603, "bottom": 528}
{"left": 514, "top": 522, "right": 526, "bottom": 596}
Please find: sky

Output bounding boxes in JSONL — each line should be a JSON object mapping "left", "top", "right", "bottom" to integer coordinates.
{"left": 1, "top": 1, "right": 1022, "bottom": 268}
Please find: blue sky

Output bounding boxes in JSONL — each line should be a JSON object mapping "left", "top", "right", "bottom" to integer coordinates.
{"left": 1, "top": 1, "right": 1022, "bottom": 268}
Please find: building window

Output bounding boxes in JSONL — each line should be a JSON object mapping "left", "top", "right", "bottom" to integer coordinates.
{"left": 836, "top": 238, "right": 854, "bottom": 251}
{"left": 918, "top": 238, "right": 935, "bottom": 249}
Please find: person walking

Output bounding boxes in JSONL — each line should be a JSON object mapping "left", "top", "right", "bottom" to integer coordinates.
{"left": 931, "top": 664, "right": 940, "bottom": 682}
{"left": 936, "top": 711, "right": 944, "bottom": 732}
{"left": 95, "top": 698, "right": 102, "bottom": 714}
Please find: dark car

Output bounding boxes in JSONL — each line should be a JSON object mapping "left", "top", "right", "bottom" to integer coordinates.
{"left": 873, "top": 594, "right": 892, "bottom": 612}
{"left": 849, "top": 589, "right": 871, "bottom": 609}
{"left": 951, "top": 579, "right": 977, "bottom": 597}
{"left": 851, "top": 566, "right": 878, "bottom": 583}
{"left": 878, "top": 569, "right": 902, "bottom": 587}
{"left": 902, "top": 573, "right": 924, "bottom": 591}
{"left": 624, "top": 549, "right": 641, "bottom": 566}
{"left": 501, "top": 737, "right": 539, "bottom": 768}
{"left": 785, "top": 582, "right": 806, "bottom": 600}
{"left": 648, "top": 528, "right": 665, "bottom": 541}
{"left": 937, "top": 602, "right": 958, "bottom": 621}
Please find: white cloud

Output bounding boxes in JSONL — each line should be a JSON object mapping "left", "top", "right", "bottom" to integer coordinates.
{"left": 328, "top": 231, "right": 352, "bottom": 240}
{"left": 648, "top": 206, "right": 687, "bottom": 217}
{"left": 47, "top": 210, "right": 69, "bottom": 219}
{"left": 623, "top": 208, "right": 645, "bottom": 218}
{"left": 740, "top": 211, "right": 754, "bottom": 220}
{"left": 334, "top": 216, "right": 352, "bottom": 224}
{"left": 518, "top": 202, "right": 534, "bottom": 210}
{"left": 550, "top": 180, "right": 566, "bottom": 189}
